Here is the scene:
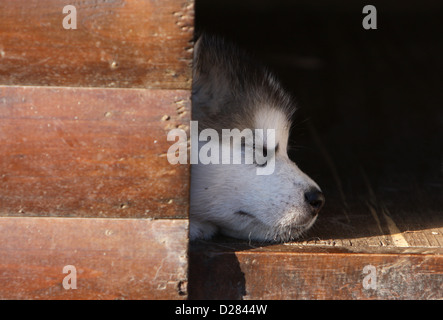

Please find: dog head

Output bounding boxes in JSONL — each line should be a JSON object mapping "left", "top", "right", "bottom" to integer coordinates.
{"left": 189, "top": 34, "right": 324, "bottom": 242}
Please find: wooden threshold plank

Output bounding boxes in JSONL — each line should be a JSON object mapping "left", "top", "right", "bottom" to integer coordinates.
{"left": 0, "top": 86, "right": 190, "bottom": 219}
{"left": 0, "top": 217, "right": 188, "bottom": 299}
{"left": 0, "top": 0, "right": 194, "bottom": 89}
{"left": 189, "top": 241, "right": 443, "bottom": 300}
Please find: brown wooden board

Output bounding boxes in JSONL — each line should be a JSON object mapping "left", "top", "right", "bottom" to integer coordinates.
{"left": 0, "top": 86, "right": 191, "bottom": 219}
{"left": 0, "top": 217, "right": 188, "bottom": 299}
{"left": 0, "top": 0, "right": 194, "bottom": 89}
{"left": 189, "top": 241, "right": 443, "bottom": 300}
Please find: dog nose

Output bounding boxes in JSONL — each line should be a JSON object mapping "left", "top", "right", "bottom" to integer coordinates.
{"left": 304, "top": 189, "right": 325, "bottom": 216}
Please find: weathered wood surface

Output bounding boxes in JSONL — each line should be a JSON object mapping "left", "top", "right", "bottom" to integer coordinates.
{"left": 0, "top": 0, "right": 194, "bottom": 300}
{"left": 0, "top": 0, "right": 194, "bottom": 89}
{"left": 189, "top": 241, "right": 443, "bottom": 300}
{"left": 0, "top": 217, "right": 188, "bottom": 299}
{"left": 0, "top": 86, "right": 191, "bottom": 219}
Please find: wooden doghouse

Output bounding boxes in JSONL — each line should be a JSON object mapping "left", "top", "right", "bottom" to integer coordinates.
{"left": 1, "top": 0, "right": 442, "bottom": 300}
{"left": 0, "top": 0, "right": 193, "bottom": 299}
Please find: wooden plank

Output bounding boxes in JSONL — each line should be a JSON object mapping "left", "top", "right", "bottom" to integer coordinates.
{"left": 0, "top": 86, "right": 190, "bottom": 219}
{"left": 0, "top": 217, "right": 188, "bottom": 299}
{"left": 0, "top": 0, "right": 194, "bottom": 89}
{"left": 189, "top": 241, "right": 443, "bottom": 300}
{"left": 297, "top": 175, "right": 443, "bottom": 248}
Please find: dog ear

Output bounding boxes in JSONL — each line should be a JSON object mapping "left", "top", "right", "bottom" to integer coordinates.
{"left": 192, "top": 33, "right": 237, "bottom": 122}
{"left": 191, "top": 34, "right": 294, "bottom": 130}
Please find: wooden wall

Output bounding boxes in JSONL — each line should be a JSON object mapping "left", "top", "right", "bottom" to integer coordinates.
{"left": 0, "top": 0, "right": 194, "bottom": 299}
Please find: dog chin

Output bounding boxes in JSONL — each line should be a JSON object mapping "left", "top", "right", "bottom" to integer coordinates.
{"left": 221, "top": 215, "right": 317, "bottom": 243}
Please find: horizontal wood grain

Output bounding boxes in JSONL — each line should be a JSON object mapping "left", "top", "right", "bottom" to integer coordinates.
{"left": 0, "top": 0, "right": 194, "bottom": 89}
{"left": 0, "top": 217, "right": 188, "bottom": 299}
{"left": 189, "top": 241, "right": 443, "bottom": 300}
{"left": 0, "top": 86, "right": 191, "bottom": 219}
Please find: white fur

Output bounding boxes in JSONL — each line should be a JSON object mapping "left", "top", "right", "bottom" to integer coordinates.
{"left": 189, "top": 34, "right": 323, "bottom": 242}
{"left": 190, "top": 108, "right": 321, "bottom": 242}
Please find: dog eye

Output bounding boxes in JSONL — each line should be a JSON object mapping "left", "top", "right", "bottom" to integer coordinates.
{"left": 256, "top": 161, "right": 267, "bottom": 167}
{"left": 253, "top": 143, "right": 278, "bottom": 167}
{"left": 257, "top": 143, "right": 279, "bottom": 156}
